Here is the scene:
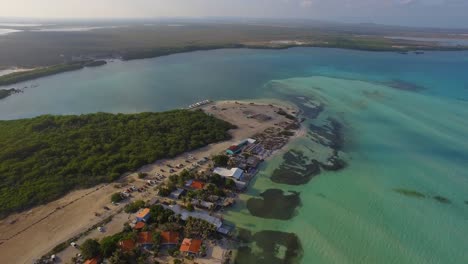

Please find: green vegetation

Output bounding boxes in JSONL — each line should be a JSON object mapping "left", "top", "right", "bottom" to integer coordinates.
{"left": 1, "top": 23, "right": 466, "bottom": 70}
{"left": 137, "top": 172, "right": 148, "bottom": 179}
{"left": 0, "top": 88, "right": 20, "bottom": 99}
{"left": 0, "top": 110, "right": 234, "bottom": 217}
{"left": 184, "top": 217, "right": 216, "bottom": 239}
{"left": 212, "top": 154, "right": 229, "bottom": 167}
{"left": 124, "top": 200, "right": 146, "bottom": 214}
{"left": 0, "top": 63, "right": 85, "bottom": 86}
{"left": 84, "top": 60, "right": 107, "bottom": 67}
{"left": 111, "top": 193, "right": 124, "bottom": 203}
{"left": 0, "top": 61, "right": 108, "bottom": 86}
{"left": 80, "top": 239, "right": 101, "bottom": 260}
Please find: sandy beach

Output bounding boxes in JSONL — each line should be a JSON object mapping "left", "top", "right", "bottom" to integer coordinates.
{"left": 0, "top": 100, "right": 300, "bottom": 264}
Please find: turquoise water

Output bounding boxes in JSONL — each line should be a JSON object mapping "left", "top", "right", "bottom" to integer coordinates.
{"left": 1, "top": 48, "right": 468, "bottom": 263}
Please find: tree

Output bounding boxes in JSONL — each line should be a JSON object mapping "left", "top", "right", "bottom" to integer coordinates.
{"left": 212, "top": 154, "right": 229, "bottom": 167}
{"left": 100, "top": 235, "right": 120, "bottom": 257}
{"left": 111, "top": 193, "right": 124, "bottom": 203}
{"left": 80, "top": 239, "right": 101, "bottom": 259}
{"left": 108, "top": 249, "right": 128, "bottom": 264}
{"left": 137, "top": 172, "right": 148, "bottom": 179}
{"left": 186, "top": 202, "right": 195, "bottom": 212}
{"left": 124, "top": 200, "right": 146, "bottom": 213}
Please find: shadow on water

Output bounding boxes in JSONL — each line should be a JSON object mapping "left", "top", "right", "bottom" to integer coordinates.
{"left": 246, "top": 189, "right": 301, "bottom": 220}
{"left": 235, "top": 229, "right": 303, "bottom": 264}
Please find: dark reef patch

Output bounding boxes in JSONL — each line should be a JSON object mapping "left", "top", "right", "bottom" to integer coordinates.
{"left": 433, "top": 195, "right": 451, "bottom": 204}
{"left": 393, "top": 188, "right": 426, "bottom": 198}
{"left": 382, "top": 79, "right": 426, "bottom": 92}
{"left": 309, "top": 118, "right": 344, "bottom": 151}
{"left": 246, "top": 189, "right": 300, "bottom": 220}
{"left": 320, "top": 153, "right": 347, "bottom": 171}
{"left": 288, "top": 96, "right": 324, "bottom": 119}
{"left": 465, "top": 201, "right": 468, "bottom": 205}
{"left": 394, "top": 188, "right": 455, "bottom": 205}
{"left": 271, "top": 150, "right": 321, "bottom": 185}
{"left": 235, "top": 229, "right": 303, "bottom": 264}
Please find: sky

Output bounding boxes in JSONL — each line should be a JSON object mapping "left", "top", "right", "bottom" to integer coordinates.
{"left": 1, "top": 0, "right": 468, "bottom": 28}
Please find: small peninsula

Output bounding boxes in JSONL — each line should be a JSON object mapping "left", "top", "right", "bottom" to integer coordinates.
{"left": 0, "top": 100, "right": 302, "bottom": 264}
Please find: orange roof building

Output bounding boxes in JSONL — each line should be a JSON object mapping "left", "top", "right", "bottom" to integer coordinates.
{"left": 161, "top": 231, "right": 180, "bottom": 245}
{"left": 84, "top": 258, "right": 99, "bottom": 264}
{"left": 190, "top": 180, "right": 205, "bottom": 190}
{"left": 134, "top": 221, "right": 146, "bottom": 230}
{"left": 180, "top": 238, "right": 202, "bottom": 255}
{"left": 136, "top": 208, "right": 151, "bottom": 222}
{"left": 119, "top": 239, "right": 136, "bottom": 252}
{"left": 137, "top": 231, "right": 153, "bottom": 246}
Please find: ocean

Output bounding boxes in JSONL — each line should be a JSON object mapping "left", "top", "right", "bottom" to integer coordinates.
{"left": 1, "top": 48, "right": 467, "bottom": 263}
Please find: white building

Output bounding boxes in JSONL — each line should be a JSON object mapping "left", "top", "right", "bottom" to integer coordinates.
{"left": 213, "top": 167, "right": 244, "bottom": 181}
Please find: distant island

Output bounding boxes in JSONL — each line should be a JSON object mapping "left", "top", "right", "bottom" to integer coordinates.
{"left": 0, "top": 60, "right": 107, "bottom": 90}
{"left": 0, "top": 88, "right": 20, "bottom": 99}
{"left": 0, "top": 21, "right": 467, "bottom": 87}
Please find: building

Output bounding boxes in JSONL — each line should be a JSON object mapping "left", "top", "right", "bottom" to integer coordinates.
{"left": 180, "top": 238, "right": 202, "bottom": 256}
{"left": 84, "top": 258, "right": 100, "bottom": 264}
{"left": 185, "top": 180, "right": 205, "bottom": 190}
{"left": 213, "top": 167, "right": 244, "bottom": 181}
{"left": 162, "top": 204, "right": 223, "bottom": 229}
{"left": 226, "top": 145, "right": 242, "bottom": 155}
{"left": 119, "top": 239, "right": 136, "bottom": 252}
{"left": 135, "top": 208, "right": 151, "bottom": 222}
{"left": 170, "top": 188, "right": 186, "bottom": 199}
{"left": 160, "top": 231, "right": 180, "bottom": 246}
{"left": 134, "top": 221, "right": 146, "bottom": 230}
{"left": 137, "top": 232, "right": 153, "bottom": 249}
{"left": 247, "top": 156, "right": 261, "bottom": 168}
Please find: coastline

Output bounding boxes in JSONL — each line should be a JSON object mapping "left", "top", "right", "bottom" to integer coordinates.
{"left": 1, "top": 44, "right": 467, "bottom": 88}
{"left": 0, "top": 99, "right": 304, "bottom": 264}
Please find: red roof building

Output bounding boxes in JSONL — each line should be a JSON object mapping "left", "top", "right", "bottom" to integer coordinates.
{"left": 137, "top": 231, "right": 153, "bottom": 246}
{"left": 119, "top": 239, "right": 136, "bottom": 252}
{"left": 161, "top": 231, "right": 180, "bottom": 245}
{"left": 134, "top": 221, "right": 146, "bottom": 230}
{"left": 84, "top": 258, "right": 99, "bottom": 264}
{"left": 180, "top": 238, "right": 202, "bottom": 255}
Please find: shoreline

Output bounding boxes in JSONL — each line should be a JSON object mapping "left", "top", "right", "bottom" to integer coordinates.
{"left": 0, "top": 99, "right": 304, "bottom": 264}
{"left": 1, "top": 44, "right": 467, "bottom": 88}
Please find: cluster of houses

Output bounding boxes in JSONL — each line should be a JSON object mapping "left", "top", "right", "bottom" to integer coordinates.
{"left": 119, "top": 208, "right": 204, "bottom": 257}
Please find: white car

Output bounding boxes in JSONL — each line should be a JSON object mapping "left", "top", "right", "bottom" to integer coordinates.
{"left": 98, "top": 226, "right": 104, "bottom": 232}
{"left": 70, "top": 242, "right": 77, "bottom": 248}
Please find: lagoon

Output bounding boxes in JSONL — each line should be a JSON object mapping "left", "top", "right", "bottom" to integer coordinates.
{"left": 1, "top": 48, "right": 468, "bottom": 263}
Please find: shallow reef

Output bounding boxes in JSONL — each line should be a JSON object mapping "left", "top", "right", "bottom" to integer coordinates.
{"left": 394, "top": 188, "right": 453, "bottom": 204}
{"left": 246, "top": 189, "right": 301, "bottom": 220}
{"left": 235, "top": 229, "right": 303, "bottom": 264}
{"left": 381, "top": 79, "right": 426, "bottom": 92}
{"left": 271, "top": 150, "right": 321, "bottom": 185}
